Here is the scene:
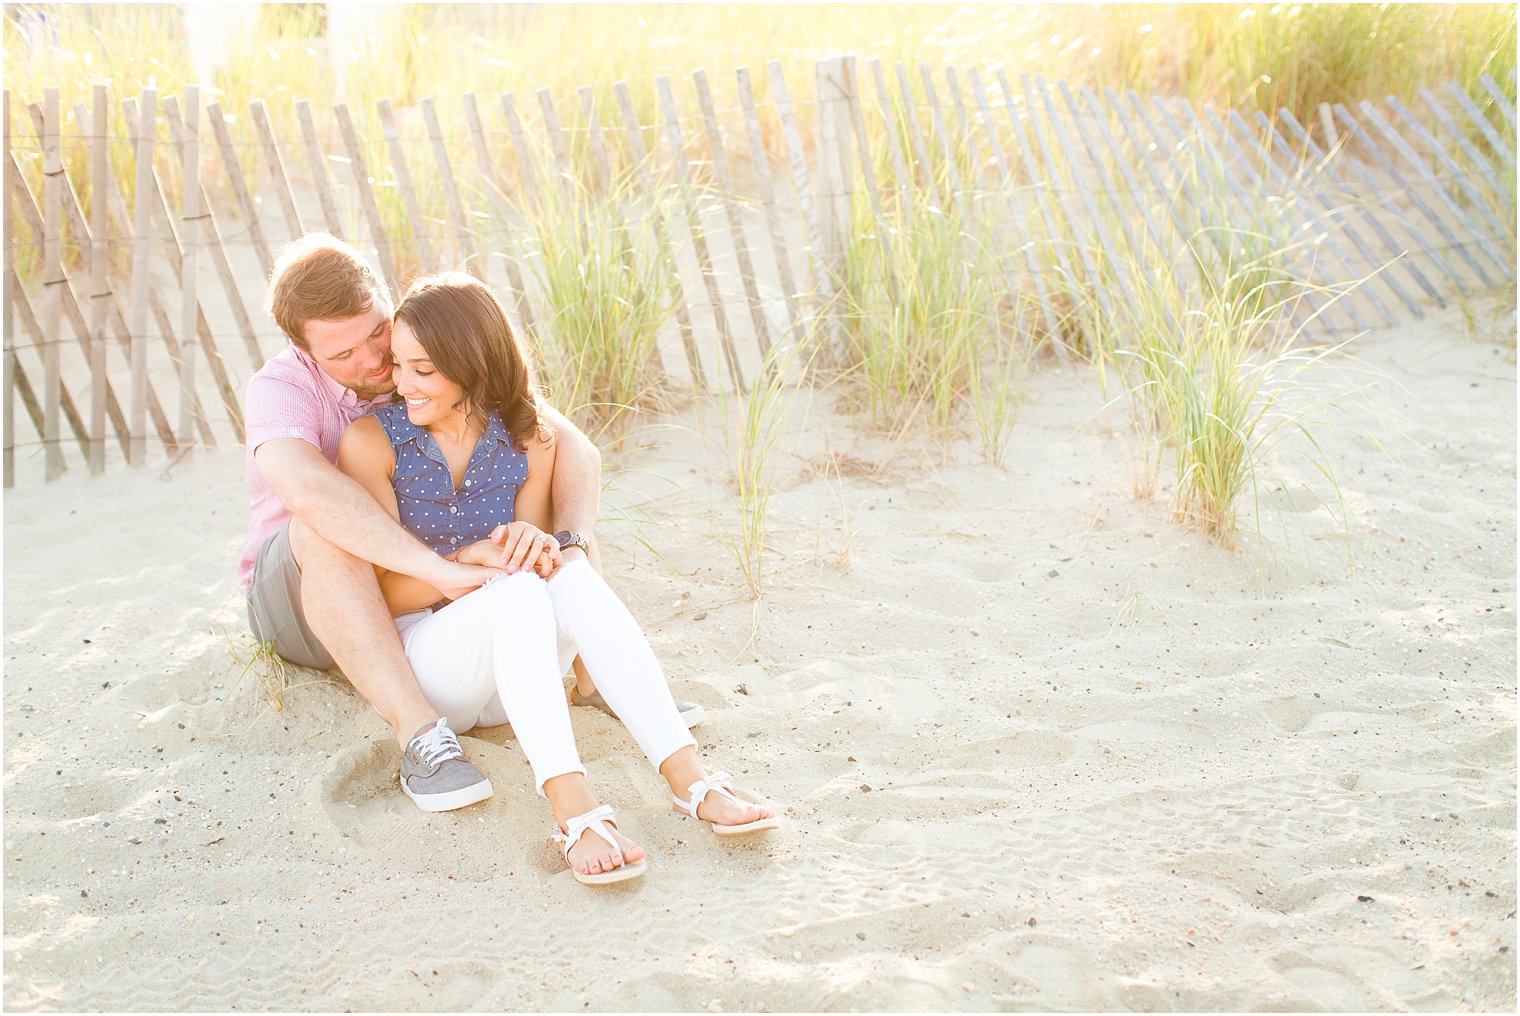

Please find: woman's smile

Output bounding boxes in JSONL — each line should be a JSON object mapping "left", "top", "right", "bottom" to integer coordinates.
{"left": 390, "top": 321, "right": 466, "bottom": 428}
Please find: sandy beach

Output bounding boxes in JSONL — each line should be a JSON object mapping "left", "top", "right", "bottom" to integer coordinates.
{"left": 2, "top": 299, "right": 1515, "bottom": 1011}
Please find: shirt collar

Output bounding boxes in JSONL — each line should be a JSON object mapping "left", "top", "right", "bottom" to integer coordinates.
{"left": 386, "top": 405, "right": 516, "bottom": 448}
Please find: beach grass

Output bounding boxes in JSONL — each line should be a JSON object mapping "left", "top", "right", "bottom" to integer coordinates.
{"left": 837, "top": 189, "right": 1004, "bottom": 438}
{"left": 712, "top": 343, "right": 810, "bottom": 599}
{"left": 522, "top": 158, "right": 676, "bottom": 439}
{"left": 1113, "top": 234, "right": 1380, "bottom": 554}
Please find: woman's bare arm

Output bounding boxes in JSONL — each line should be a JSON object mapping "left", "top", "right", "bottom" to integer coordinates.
{"left": 337, "top": 417, "right": 457, "bottom": 615}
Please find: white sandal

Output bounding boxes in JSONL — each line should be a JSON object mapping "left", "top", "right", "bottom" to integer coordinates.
{"left": 552, "top": 804, "right": 646, "bottom": 885}
{"left": 670, "top": 770, "right": 779, "bottom": 837}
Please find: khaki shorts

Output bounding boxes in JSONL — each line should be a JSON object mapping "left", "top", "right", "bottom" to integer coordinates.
{"left": 245, "top": 523, "right": 336, "bottom": 671}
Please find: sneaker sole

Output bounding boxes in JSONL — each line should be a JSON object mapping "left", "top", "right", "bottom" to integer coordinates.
{"left": 402, "top": 775, "right": 495, "bottom": 813}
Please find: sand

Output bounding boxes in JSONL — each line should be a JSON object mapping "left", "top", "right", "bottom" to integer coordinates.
{"left": 3, "top": 300, "right": 1515, "bottom": 1011}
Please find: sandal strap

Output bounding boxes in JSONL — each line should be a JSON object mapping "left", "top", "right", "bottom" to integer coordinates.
{"left": 673, "top": 770, "right": 739, "bottom": 818}
{"left": 552, "top": 803, "right": 621, "bottom": 860}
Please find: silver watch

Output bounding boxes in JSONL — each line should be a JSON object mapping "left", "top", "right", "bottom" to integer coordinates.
{"left": 555, "top": 531, "right": 589, "bottom": 555}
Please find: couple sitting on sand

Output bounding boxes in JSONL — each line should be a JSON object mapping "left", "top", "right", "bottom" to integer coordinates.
{"left": 238, "top": 234, "right": 776, "bottom": 885}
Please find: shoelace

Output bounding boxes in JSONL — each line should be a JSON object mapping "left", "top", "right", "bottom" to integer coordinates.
{"left": 411, "top": 719, "right": 464, "bottom": 767}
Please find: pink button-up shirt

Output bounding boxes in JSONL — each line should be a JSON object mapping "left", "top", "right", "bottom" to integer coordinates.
{"left": 238, "top": 344, "right": 391, "bottom": 588}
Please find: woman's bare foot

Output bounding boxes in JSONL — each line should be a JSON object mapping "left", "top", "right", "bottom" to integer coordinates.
{"left": 660, "top": 748, "right": 777, "bottom": 831}
{"left": 562, "top": 816, "right": 644, "bottom": 877}
{"left": 694, "top": 791, "right": 774, "bottom": 828}
{"left": 544, "top": 772, "right": 646, "bottom": 878}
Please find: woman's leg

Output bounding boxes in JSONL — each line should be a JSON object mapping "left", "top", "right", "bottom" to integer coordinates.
{"left": 545, "top": 561, "right": 775, "bottom": 827}
{"left": 544, "top": 560, "right": 695, "bottom": 766}
{"left": 404, "top": 572, "right": 644, "bottom": 874}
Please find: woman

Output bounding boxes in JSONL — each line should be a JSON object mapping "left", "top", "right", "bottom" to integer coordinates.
{"left": 338, "top": 273, "right": 776, "bottom": 885}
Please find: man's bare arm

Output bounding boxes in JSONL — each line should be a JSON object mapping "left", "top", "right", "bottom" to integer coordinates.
{"left": 539, "top": 404, "right": 601, "bottom": 536}
{"left": 254, "top": 437, "right": 495, "bottom": 597}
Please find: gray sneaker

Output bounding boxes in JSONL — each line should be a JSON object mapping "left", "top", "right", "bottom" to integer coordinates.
{"left": 570, "top": 687, "right": 706, "bottom": 728}
{"left": 401, "top": 718, "right": 494, "bottom": 813}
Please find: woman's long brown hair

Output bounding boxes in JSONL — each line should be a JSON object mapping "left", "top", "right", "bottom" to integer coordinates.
{"left": 393, "top": 273, "right": 544, "bottom": 451}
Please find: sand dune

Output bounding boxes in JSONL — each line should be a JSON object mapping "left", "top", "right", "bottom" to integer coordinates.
{"left": 3, "top": 302, "right": 1514, "bottom": 1011}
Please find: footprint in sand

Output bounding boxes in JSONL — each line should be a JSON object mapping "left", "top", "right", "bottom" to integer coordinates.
{"left": 1262, "top": 697, "right": 1315, "bottom": 733}
{"left": 311, "top": 736, "right": 545, "bottom": 881}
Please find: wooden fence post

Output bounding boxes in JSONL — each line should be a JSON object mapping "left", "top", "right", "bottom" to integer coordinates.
{"left": 1208, "top": 103, "right": 1371, "bottom": 332}
{"left": 88, "top": 85, "right": 110, "bottom": 473}
{"left": 655, "top": 74, "right": 743, "bottom": 391}
{"left": 766, "top": 60, "right": 830, "bottom": 352}
{"left": 736, "top": 67, "right": 802, "bottom": 346}
{"left": 918, "top": 63, "right": 964, "bottom": 203}
{"left": 969, "top": 68, "right": 1061, "bottom": 342}
{"left": 1417, "top": 87, "right": 1513, "bottom": 216}
{"left": 41, "top": 88, "right": 65, "bottom": 479}
{"left": 1223, "top": 106, "right": 1397, "bottom": 328}
{"left": 121, "top": 97, "right": 226, "bottom": 445}
{"left": 868, "top": 59, "right": 912, "bottom": 215}
{"left": 1447, "top": 81, "right": 1516, "bottom": 173}
{"left": 462, "top": 91, "right": 537, "bottom": 339}
{"left": 422, "top": 97, "right": 480, "bottom": 276}
{"left": 250, "top": 99, "right": 304, "bottom": 240}
{"left": 815, "top": 56, "right": 853, "bottom": 362}
{"left": 1275, "top": 106, "right": 1447, "bottom": 306}
{"left": 815, "top": 58, "right": 853, "bottom": 272}
{"left": 24, "top": 107, "right": 165, "bottom": 455}
{"left": 1478, "top": 74, "right": 1516, "bottom": 131}
{"left": 176, "top": 85, "right": 203, "bottom": 452}
{"left": 1252, "top": 108, "right": 1425, "bottom": 320}
{"left": 376, "top": 98, "right": 437, "bottom": 273}
{"left": 126, "top": 87, "right": 157, "bottom": 465}
{"left": 1021, "top": 74, "right": 1118, "bottom": 332}
{"left": 295, "top": 99, "right": 345, "bottom": 237}
{"left": 942, "top": 65, "right": 983, "bottom": 190}
{"left": 612, "top": 80, "right": 702, "bottom": 386}
{"left": 2, "top": 90, "right": 13, "bottom": 486}
{"left": 693, "top": 68, "right": 774, "bottom": 358}
{"left": 1332, "top": 103, "right": 1484, "bottom": 290}
{"left": 894, "top": 63, "right": 940, "bottom": 205}
{"left": 1033, "top": 75, "right": 1137, "bottom": 330}
{"left": 206, "top": 100, "right": 272, "bottom": 275}
{"left": 333, "top": 101, "right": 401, "bottom": 295}
{"left": 1358, "top": 99, "right": 1510, "bottom": 276}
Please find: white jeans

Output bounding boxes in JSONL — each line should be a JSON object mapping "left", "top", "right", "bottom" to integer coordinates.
{"left": 396, "top": 559, "right": 697, "bottom": 794}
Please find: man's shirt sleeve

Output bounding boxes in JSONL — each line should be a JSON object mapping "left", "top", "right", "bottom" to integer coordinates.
{"left": 244, "top": 372, "right": 324, "bottom": 456}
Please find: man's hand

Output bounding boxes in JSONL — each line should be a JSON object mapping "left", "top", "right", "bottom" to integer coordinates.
{"left": 421, "top": 557, "right": 505, "bottom": 602}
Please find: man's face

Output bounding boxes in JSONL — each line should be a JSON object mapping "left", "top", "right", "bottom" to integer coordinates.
{"left": 301, "top": 305, "right": 395, "bottom": 400}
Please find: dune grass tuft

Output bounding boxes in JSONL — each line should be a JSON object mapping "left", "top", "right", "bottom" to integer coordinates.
{"left": 523, "top": 164, "right": 676, "bottom": 439}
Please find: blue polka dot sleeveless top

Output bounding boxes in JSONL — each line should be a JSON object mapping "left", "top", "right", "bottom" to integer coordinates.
{"left": 372, "top": 403, "right": 529, "bottom": 556}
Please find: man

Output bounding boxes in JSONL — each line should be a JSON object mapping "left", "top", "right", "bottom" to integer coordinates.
{"left": 239, "top": 233, "right": 701, "bottom": 813}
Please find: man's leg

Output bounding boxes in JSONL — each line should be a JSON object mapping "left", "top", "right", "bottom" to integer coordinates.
{"left": 287, "top": 517, "right": 440, "bottom": 749}
{"left": 569, "top": 538, "right": 604, "bottom": 700}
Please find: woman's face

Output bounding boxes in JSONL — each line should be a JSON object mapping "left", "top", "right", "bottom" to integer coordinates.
{"left": 391, "top": 320, "right": 466, "bottom": 429}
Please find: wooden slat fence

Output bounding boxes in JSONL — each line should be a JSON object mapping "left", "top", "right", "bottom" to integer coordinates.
{"left": 3, "top": 63, "right": 1515, "bottom": 486}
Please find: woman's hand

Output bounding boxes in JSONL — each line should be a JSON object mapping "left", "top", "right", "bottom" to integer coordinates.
{"left": 488, "top": 521, "right": 562, "bottom": 577}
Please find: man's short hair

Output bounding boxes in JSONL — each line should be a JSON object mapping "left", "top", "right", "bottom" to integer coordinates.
{"left": 265, "top": 233, "right": 392, "bottom": 348}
